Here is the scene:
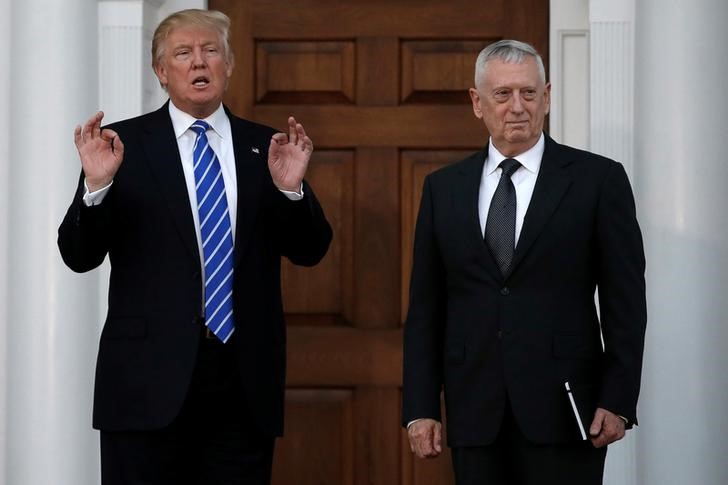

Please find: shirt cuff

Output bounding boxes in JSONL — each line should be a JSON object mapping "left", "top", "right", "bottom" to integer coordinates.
{"left": 406, "top": 419, "right": 425, "bottom": 429}
{"left": 279, "top": 183, "right": 304, "bottom": 201}
{"left": 82, "top": 179, "right": 113, "bottom": 207}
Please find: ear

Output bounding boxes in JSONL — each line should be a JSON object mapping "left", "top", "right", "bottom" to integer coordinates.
{"left": 469, "top": 88, "right": 483, "bottom": 119}
{"left": 154, "top": 63, "right": 168, "bottom": 88}
{"left": 543, "top": 82, "right": 552, "bottom": 115}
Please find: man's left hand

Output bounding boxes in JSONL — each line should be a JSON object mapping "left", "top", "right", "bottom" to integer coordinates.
{"left": 589, "top": 407, "right": 626, "bottom": 448}
{"left": 268, "top": 116, "right": 313, "bottom": 192}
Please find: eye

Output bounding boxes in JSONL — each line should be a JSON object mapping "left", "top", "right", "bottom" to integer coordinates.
{"left": 175, "top": 50, "right": 190, "bottom": 59}
{"left": 522, "top": 89, "right": 538, "bottom": 101}
{"left": 493, "top": 89, "right": 511, "bottom": 102}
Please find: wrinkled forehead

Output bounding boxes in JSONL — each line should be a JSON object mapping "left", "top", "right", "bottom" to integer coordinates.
{"left": 165, "top": 25, "right": 222, "bottom": 47}
{"left": 482, "top": 57, "right": 543, "bottom": 87}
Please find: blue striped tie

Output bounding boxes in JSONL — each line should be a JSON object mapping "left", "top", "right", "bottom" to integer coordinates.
{"left": 190, "top": 120, "right": 235, "bottom": 343}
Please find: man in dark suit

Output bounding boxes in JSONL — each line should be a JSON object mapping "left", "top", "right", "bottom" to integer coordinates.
{"left": 402, "top": 40, "right": 646, "bottom": 484}
{"left": 58, "top": 9, "right": 331, "bottom": 485}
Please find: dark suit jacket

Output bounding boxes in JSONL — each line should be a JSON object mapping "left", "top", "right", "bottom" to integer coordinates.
{"left": 402, "top": 134, "right": 646, "bottom": 447}
{"left": 58, "top": 103, "right": 332, "bottom": 437}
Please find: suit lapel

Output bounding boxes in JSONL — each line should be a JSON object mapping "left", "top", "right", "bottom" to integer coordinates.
{"left": 511, "top": 135, "right": 573, "bottom": 273}
{"left": 141, "top": 103, "right": 200, "bottom": 265}
{"left": 227, "top": 113, "right": 265, "bottom": 268}
{"left": 456, "top": 149, "right": 503, "bottom": 282}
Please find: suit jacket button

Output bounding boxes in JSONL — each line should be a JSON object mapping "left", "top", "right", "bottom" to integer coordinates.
{"left": 497, "top": 329, "right": 503, "bottom": 339}
{"left": 500, "top": 287, "right": 510, "bottom": 296}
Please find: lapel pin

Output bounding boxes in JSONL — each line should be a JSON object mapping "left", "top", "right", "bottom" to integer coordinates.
{"left": 251, "top": 147, "right": 260, "bottom": 154}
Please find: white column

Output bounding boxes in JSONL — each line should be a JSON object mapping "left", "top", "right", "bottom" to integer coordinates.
{"left": 589, "top": 0, "right": 635, "bottom": 175}
{"left": 5, "top": 1, "right": 101, "bottom": 484}
{"left": 0, "top": 0, "right": 12, "bottom": 483}
{"left": 634, "top": 0, "right": 728, "bottom": 484}
{"left": 588, "top": 2, "right": 639, "bottom": 483}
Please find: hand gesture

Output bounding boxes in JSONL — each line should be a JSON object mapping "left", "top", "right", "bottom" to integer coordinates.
{"left": 268, "top": 116, "right": 313, "bottom": 192}
{"left": 407, "top": 418, "right": 443, "bottom": 459}
{"left": 74, "top": 111, "right": 124, "bottom": 192}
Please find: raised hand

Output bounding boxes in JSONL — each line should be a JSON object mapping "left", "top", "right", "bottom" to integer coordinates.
{"left": 268, "top": 116, "right": 313, "bottom": 192}
{"left": 74, "top": 111, "right": 124, "bottom": 192}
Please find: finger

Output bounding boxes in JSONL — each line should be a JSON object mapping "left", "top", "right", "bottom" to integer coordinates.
{"left": 287, "top": 116, "right": 297, "bottom": 145}
{"left": 111, "top": 132, "right": 124, "bottom": 159}
{"left": 418, "top": 440, "right": 434, "bottom": 457}
{"left": 93, "top": 111, "right": 103, "bottom": 138}
{"left": 295, "top": 123, "right": 306, "bottom": 146}
{"left": 303, "top": 135, "right": 313, "bottom": 153}
{"left": 590, "top": 435, "right": 607, "bottom": 448}
{"left": 83, "top": 114, "right": 97, "bottom": 141}
{"left": 589, "top": 411, "right": 604, "bottom": 437}
{"left": 271, "top": 132, "right": 288, "bottom": 145}
{"left": 74, "top": 125, "right": 82, "bottom": 148}
{"left": 433, "top": 423, "right": 442, "bottom": 453}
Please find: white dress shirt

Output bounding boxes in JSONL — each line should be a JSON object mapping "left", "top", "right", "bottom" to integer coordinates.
{"left": 478, "top": 133, "right": 545, "bottom": 243}
{"left": 83, "top": 101, "right": 303, "bottom": 264}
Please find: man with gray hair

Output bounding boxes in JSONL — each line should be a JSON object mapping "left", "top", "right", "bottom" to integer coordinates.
{"left": 403, "top": 39, "right": 646, "bottom": 484}
{"left": 59, "top": 9, "right": 331, "bottom": 484}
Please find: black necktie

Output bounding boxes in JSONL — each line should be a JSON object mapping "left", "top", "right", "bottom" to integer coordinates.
{"left": 485, "top": 158, "right": 522, "bottom": 276}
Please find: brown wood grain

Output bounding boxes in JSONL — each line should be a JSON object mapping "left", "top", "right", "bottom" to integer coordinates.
{"left": 286, "top": 326, "right": 402, "bottom": 386}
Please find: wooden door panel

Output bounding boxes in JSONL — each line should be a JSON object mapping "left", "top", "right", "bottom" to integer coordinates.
{"left": 402, "top": 40, "right": 489, "bottom": 103}
{"left": 400, "top": 150, "right": 475, "bottom": 323}
{"left": 211, "top": 1, "right": 548, "bottom": 482}
{"left": 281, "top": 150, "right": 354, "bottom": 320}
{"left": 256, "top": 41, "right": 356, "bottom": 104}
{"left": 271, "top": 389, "right": 354, "bottom": 485}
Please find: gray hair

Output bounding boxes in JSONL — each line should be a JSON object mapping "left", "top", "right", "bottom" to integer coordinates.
{"left": 152, "top": 9, "right": 234, "bottom": 68}
{"left": 474, "top": 40, "right": 545, "bottom": 87}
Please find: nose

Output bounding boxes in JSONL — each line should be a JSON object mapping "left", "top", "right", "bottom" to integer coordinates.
{"left": 191, "top": 47, "right": 206, "bottom": 67}
{"left": 509, "top": 93, "right": 524, "bottom": 113}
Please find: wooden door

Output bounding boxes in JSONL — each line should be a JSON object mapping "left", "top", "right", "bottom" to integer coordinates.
{"left": 210, "top": 1, "right": 548, "bottom": 483}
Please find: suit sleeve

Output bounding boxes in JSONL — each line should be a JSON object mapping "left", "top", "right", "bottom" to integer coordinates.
{"left": 595, "top": 162, "right": 647, "bottom": 426}
{"left": 269, "top": 179, "right": 332, "bottom": 267}
{"left": 57, "top": 171, "right": 113, "bottom": 273}
{"left": 402, "top": 175, "right": 447, "bottom": 426}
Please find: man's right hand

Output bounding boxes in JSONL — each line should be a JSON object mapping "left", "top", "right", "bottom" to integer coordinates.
{"left": 74, "top": 111, "right": 124, "bottom": 192}
{"left": 407, "top": 418, "right": 443, "bottom": 459}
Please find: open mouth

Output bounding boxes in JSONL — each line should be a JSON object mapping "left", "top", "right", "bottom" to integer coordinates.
{"left": 192, "top": 76, "right": 210, "bottom": 87}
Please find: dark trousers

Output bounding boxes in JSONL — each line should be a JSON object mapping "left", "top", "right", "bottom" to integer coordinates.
{"left": 101, "top": 329, "right": 274, "bottom": 485}
{"left": 451, "top": 403, "right": 606, "bottom": 485}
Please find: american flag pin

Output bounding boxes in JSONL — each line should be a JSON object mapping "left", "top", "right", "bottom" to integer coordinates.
{"left": 251, "top": 147, "right": 260, "bottom": 154}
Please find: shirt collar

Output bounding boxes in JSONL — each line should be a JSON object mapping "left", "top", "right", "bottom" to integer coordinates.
{"left": 168, "top": 101, "right": 229, "bottom": 140}
{"left": 485, "top": 133, "right": 545, "bottom": 176}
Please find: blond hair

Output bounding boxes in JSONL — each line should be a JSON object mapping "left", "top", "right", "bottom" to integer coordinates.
{"left": 152, "top": 9, "right": 234, "bottom": 68}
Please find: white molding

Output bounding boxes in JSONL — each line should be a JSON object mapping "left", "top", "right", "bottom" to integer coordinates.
{"left": 552, "top": 29, "right": 590, "bottom": 149}
{"left": 589, "top": 19, "right": 635, "bottom": 177}
{"left": 549, "top": 0, "right": 589, "bottom": 148}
